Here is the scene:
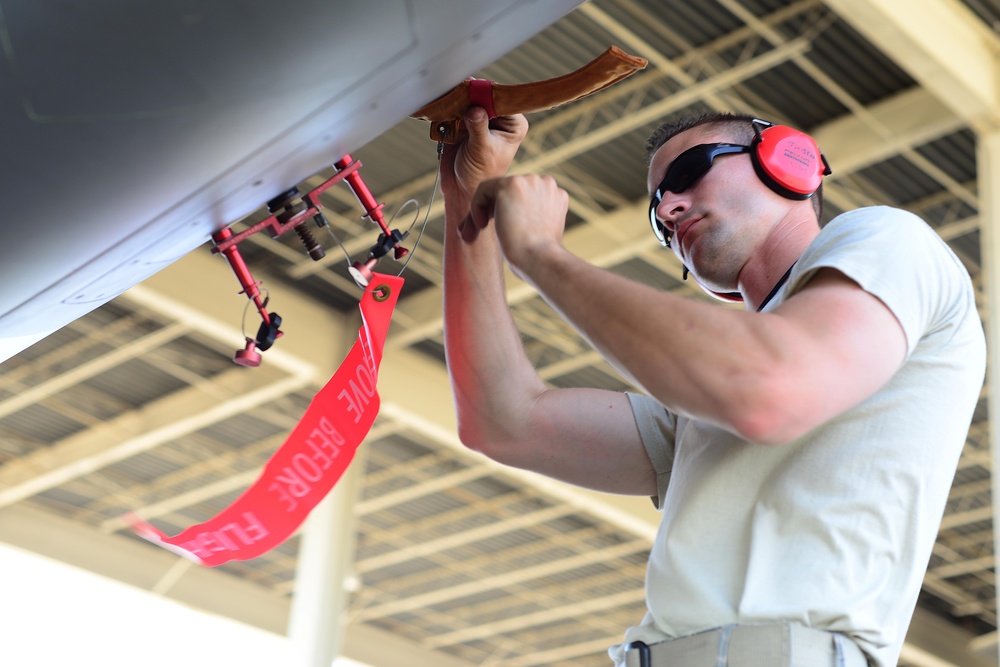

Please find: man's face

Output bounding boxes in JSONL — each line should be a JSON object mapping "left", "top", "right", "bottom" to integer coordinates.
{"left": 647, "top": 125, "right": 778, "bottom": 293}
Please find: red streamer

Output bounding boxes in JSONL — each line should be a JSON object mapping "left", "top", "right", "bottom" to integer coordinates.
{"left": 129, "top": 273, "right": 404, "bottom": 566}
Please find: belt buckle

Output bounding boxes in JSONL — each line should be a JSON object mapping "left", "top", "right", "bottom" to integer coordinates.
{"left": 625, "top": 640, "right": 651, "bottom": 667}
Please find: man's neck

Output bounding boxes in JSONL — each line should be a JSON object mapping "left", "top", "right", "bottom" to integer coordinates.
{"left": 739, "top": 214, "right": 820, "bottom": 311}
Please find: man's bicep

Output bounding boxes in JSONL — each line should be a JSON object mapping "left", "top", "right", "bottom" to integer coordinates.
{"left": 774, "top": 267, "right": 907, "bottom": 429}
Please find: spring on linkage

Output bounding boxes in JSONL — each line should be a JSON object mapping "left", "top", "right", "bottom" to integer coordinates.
{"left": 296, "top": 224, "right": 325, "bottom": 261}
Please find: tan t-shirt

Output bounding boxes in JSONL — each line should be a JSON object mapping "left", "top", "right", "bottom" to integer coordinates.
{"left": 610, "top": 207, "right": 985, "bottom": 667}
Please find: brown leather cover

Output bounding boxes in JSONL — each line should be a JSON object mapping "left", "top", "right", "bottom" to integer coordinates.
{"left": 411, "top": 46, "right": 648, "bottom": 142}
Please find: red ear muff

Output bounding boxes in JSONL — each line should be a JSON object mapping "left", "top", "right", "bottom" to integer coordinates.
{"left": 750, "top": 121, "right": 831, "bottom": 200}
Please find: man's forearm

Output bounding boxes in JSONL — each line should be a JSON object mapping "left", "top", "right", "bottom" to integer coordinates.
{"left": 512, "top": 243, "right": 790, "bottom": 440}
{"left": 441, "top": 200, "right": 548, "bottom": 450}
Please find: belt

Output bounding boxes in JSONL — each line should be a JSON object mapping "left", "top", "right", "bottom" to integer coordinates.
{"left": 624, "top": 624, "right": 870, "bottom": 667}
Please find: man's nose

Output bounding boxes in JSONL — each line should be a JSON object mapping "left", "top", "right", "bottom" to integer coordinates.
{"left": 655, "top": 191, "right": 689, "bottom": 231}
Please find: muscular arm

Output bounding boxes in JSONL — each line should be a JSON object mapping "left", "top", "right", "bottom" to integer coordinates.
{"left": 467, "top": 176, "right": 907, "bottom": 445}
{"left": 441, "top": 110, "right": 656, "bottom": 495}
{"left": 521, "top": 252, "right": 904, "bottom": 443}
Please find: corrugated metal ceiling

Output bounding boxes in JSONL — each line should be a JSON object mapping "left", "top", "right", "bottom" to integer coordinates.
{"left": 2, "top": 1, "right": 998, "bottom": 666}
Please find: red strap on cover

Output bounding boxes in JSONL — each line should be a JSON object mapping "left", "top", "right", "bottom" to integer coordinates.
{"left": 129, "top": 273, "right": 404, "bottom": 566}
{"left": 467, "top": 78, "right": 497, "bottom": 118}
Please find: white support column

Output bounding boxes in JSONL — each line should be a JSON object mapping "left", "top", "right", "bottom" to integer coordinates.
{"left": 286, "top": 299, "right": 367, "bottom": 667}
{"left": 287, "top": 443, "right": 368, "bottom": 667}
{"left": 979, "top": 129, "right": 1000, "bottom": 666}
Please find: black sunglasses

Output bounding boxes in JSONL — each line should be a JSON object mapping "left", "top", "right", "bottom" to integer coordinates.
{"left": 648, "top": 143, "right": 750, "bottom": 247}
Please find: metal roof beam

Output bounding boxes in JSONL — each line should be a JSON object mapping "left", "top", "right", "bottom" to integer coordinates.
{"left": 823, "top": 0, "right": 1000, "bottom": 131}
{"left": 812, "top": 87, "right": 964, "bottom": 174}
{"left": 351, "top": 539, "right": 645, "bottom": 622}
{"left": 0, "top": 504, "right": 477, "bottom": 667}
{"left": 0, "top": 365, "right": 311, "bottom": 508}
{"left": 0, "top": 248, "right": 354, "bottom": 509}
{"left": 0, "top": 323, "right": 188, "bottom": 421}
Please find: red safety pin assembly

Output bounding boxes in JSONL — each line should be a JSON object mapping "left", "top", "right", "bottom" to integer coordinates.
{"left": 211, "top": 156, "right": 407, "bottom": 367}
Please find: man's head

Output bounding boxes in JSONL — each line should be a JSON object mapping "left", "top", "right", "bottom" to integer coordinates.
{"left": 645, "top": 112, "right": 828, "bottom": 300}
{"left": 646, "top": 112, "right": 826, "bottom": 221}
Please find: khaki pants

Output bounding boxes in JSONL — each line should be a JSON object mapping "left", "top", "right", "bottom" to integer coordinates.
{"left": 624, "top": 624, "right": 870, "bottom": 667}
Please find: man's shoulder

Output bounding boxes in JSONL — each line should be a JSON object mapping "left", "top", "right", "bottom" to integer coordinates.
{"left": 800, "top": 205, "right": 981, "bottom": 357}
{"left": 820, "top": 205, "right": 925, "bottom": 237}
{"left": 808, "top": 206, "right": 948, "bottom": 262}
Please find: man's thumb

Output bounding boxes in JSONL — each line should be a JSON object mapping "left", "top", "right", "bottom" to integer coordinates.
{"left": 464, "top": 106, "right": 490, "bottom": 141}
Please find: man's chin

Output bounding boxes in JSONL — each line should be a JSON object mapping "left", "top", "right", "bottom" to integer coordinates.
{"left": 686, "top": 262, "right": 737, "bottom": 294}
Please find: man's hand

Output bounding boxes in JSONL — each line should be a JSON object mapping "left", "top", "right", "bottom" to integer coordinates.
{"left": 463, "top": 174, "right": 570, "bottom": 281}
{"left": 438, "top": 110, "right": 655, "bottom": 498}
{"left": 440, "top": 107, "right": 528, "bottom": 211}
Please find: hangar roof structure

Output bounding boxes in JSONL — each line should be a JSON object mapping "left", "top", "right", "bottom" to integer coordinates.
{"left": 3, "top": 1, "right": 1000, "bottom": 666}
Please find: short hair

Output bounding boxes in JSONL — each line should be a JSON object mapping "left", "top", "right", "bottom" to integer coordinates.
{"left": 645, "top": 111, "right": 824, "bottom": 221}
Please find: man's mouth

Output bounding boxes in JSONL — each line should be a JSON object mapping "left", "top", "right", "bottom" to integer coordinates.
{"left": 676, "top": 216, "right": 702, "bottom": 254}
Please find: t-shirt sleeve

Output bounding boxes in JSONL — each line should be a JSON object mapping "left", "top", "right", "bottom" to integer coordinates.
{"left": 626, "top": 392, "right": 677, "bottom": 509}
{"left": 784, "top": 206, "right": 972, "bottom": 357}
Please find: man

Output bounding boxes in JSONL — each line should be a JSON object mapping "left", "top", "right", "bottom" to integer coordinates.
{"left": 438, "top": 106, "right": 985, "bottom": 667}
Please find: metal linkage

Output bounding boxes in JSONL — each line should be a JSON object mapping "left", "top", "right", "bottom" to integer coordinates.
{"left": 211, "top": 156, "right": 407, "bottom": 366}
